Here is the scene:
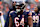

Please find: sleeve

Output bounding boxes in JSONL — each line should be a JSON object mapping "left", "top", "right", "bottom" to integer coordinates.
{"left": 27, "top": 11, "right": 32, "bottom": 16}
{"left": 9, "top": 11, "right": 14, "bottom": 17}
{"left": 9, "top": 13, "right": 12, "bottom": 17}
{"left": 24, "top": 12, "right": 29, "bottom": 24}
{"left": 32, "top": 12, "right": 35, "bottom": 16}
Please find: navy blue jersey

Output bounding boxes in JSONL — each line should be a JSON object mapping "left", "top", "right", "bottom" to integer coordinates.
{"left": 32, "top": 12, "right": 39, "bottom": 27}
{"left": 9, "top": 11, "right": 29, "bottom": 27}
{"left": 4, "top": 11, "right": 10, "bottom": 27}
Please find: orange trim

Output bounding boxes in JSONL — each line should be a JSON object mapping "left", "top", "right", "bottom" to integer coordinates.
{"left": 0, "top": 1, "right": 2, "bottom": 5}
{"left": 35, "top": 0, "right": 39, "bottom": 2}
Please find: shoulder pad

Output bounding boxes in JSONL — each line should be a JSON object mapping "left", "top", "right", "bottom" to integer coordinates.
{"left": 10, "top": 11, "right": 14, "bottom": 13}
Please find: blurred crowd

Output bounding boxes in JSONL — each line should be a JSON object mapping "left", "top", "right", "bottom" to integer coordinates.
{"left": 0, "top": 1, "right": 9, "bottom": 20}
{"left": 0, "top": 1, "right": 40, "bottom": 21}
{"left": 0, "top": 1, "right": 39, "bottom": 20}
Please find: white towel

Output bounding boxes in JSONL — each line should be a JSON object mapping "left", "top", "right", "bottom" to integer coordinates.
{"left": 1, "top": 15, "right": 5, "bottom": 27}
{"left": 0, "top": 11, "right": 5, "bottom": 27}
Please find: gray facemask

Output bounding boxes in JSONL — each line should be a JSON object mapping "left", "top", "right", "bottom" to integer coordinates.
{"left": 16, "top": 9, "right": 21, "bottom": 12}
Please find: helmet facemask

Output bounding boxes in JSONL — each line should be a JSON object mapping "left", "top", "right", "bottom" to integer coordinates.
{"left": 15, "top": 3, "right": 24, "bottom": 13}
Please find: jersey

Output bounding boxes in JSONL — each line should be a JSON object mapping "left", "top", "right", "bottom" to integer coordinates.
{"left": 32, "top": 11, "right": 39, "bottom": 27}
{"left": 4, "top": 11, "right": 10, "bottom": 27}
{"left": 9, "top": 11, "right": 29, "bottom": 27}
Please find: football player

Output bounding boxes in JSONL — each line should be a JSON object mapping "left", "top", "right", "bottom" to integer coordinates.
{"left": 33, "top": 6, "right": 39, "bottom": 27}
{"left": 4, "top": 1, "right": 16, "bottom": 27}
{"left": 9, "top": 2, "right": 33, "bottom": 27}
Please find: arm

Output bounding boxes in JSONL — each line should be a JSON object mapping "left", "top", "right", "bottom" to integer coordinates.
{"left": 9, "top": 15, "right": 13, "bottom": 27}
{"left": 28, "top": 12, "right": 33, "bottom": 27}
{"left": 28, "top": 16, "right": 33, "bottom": 27}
